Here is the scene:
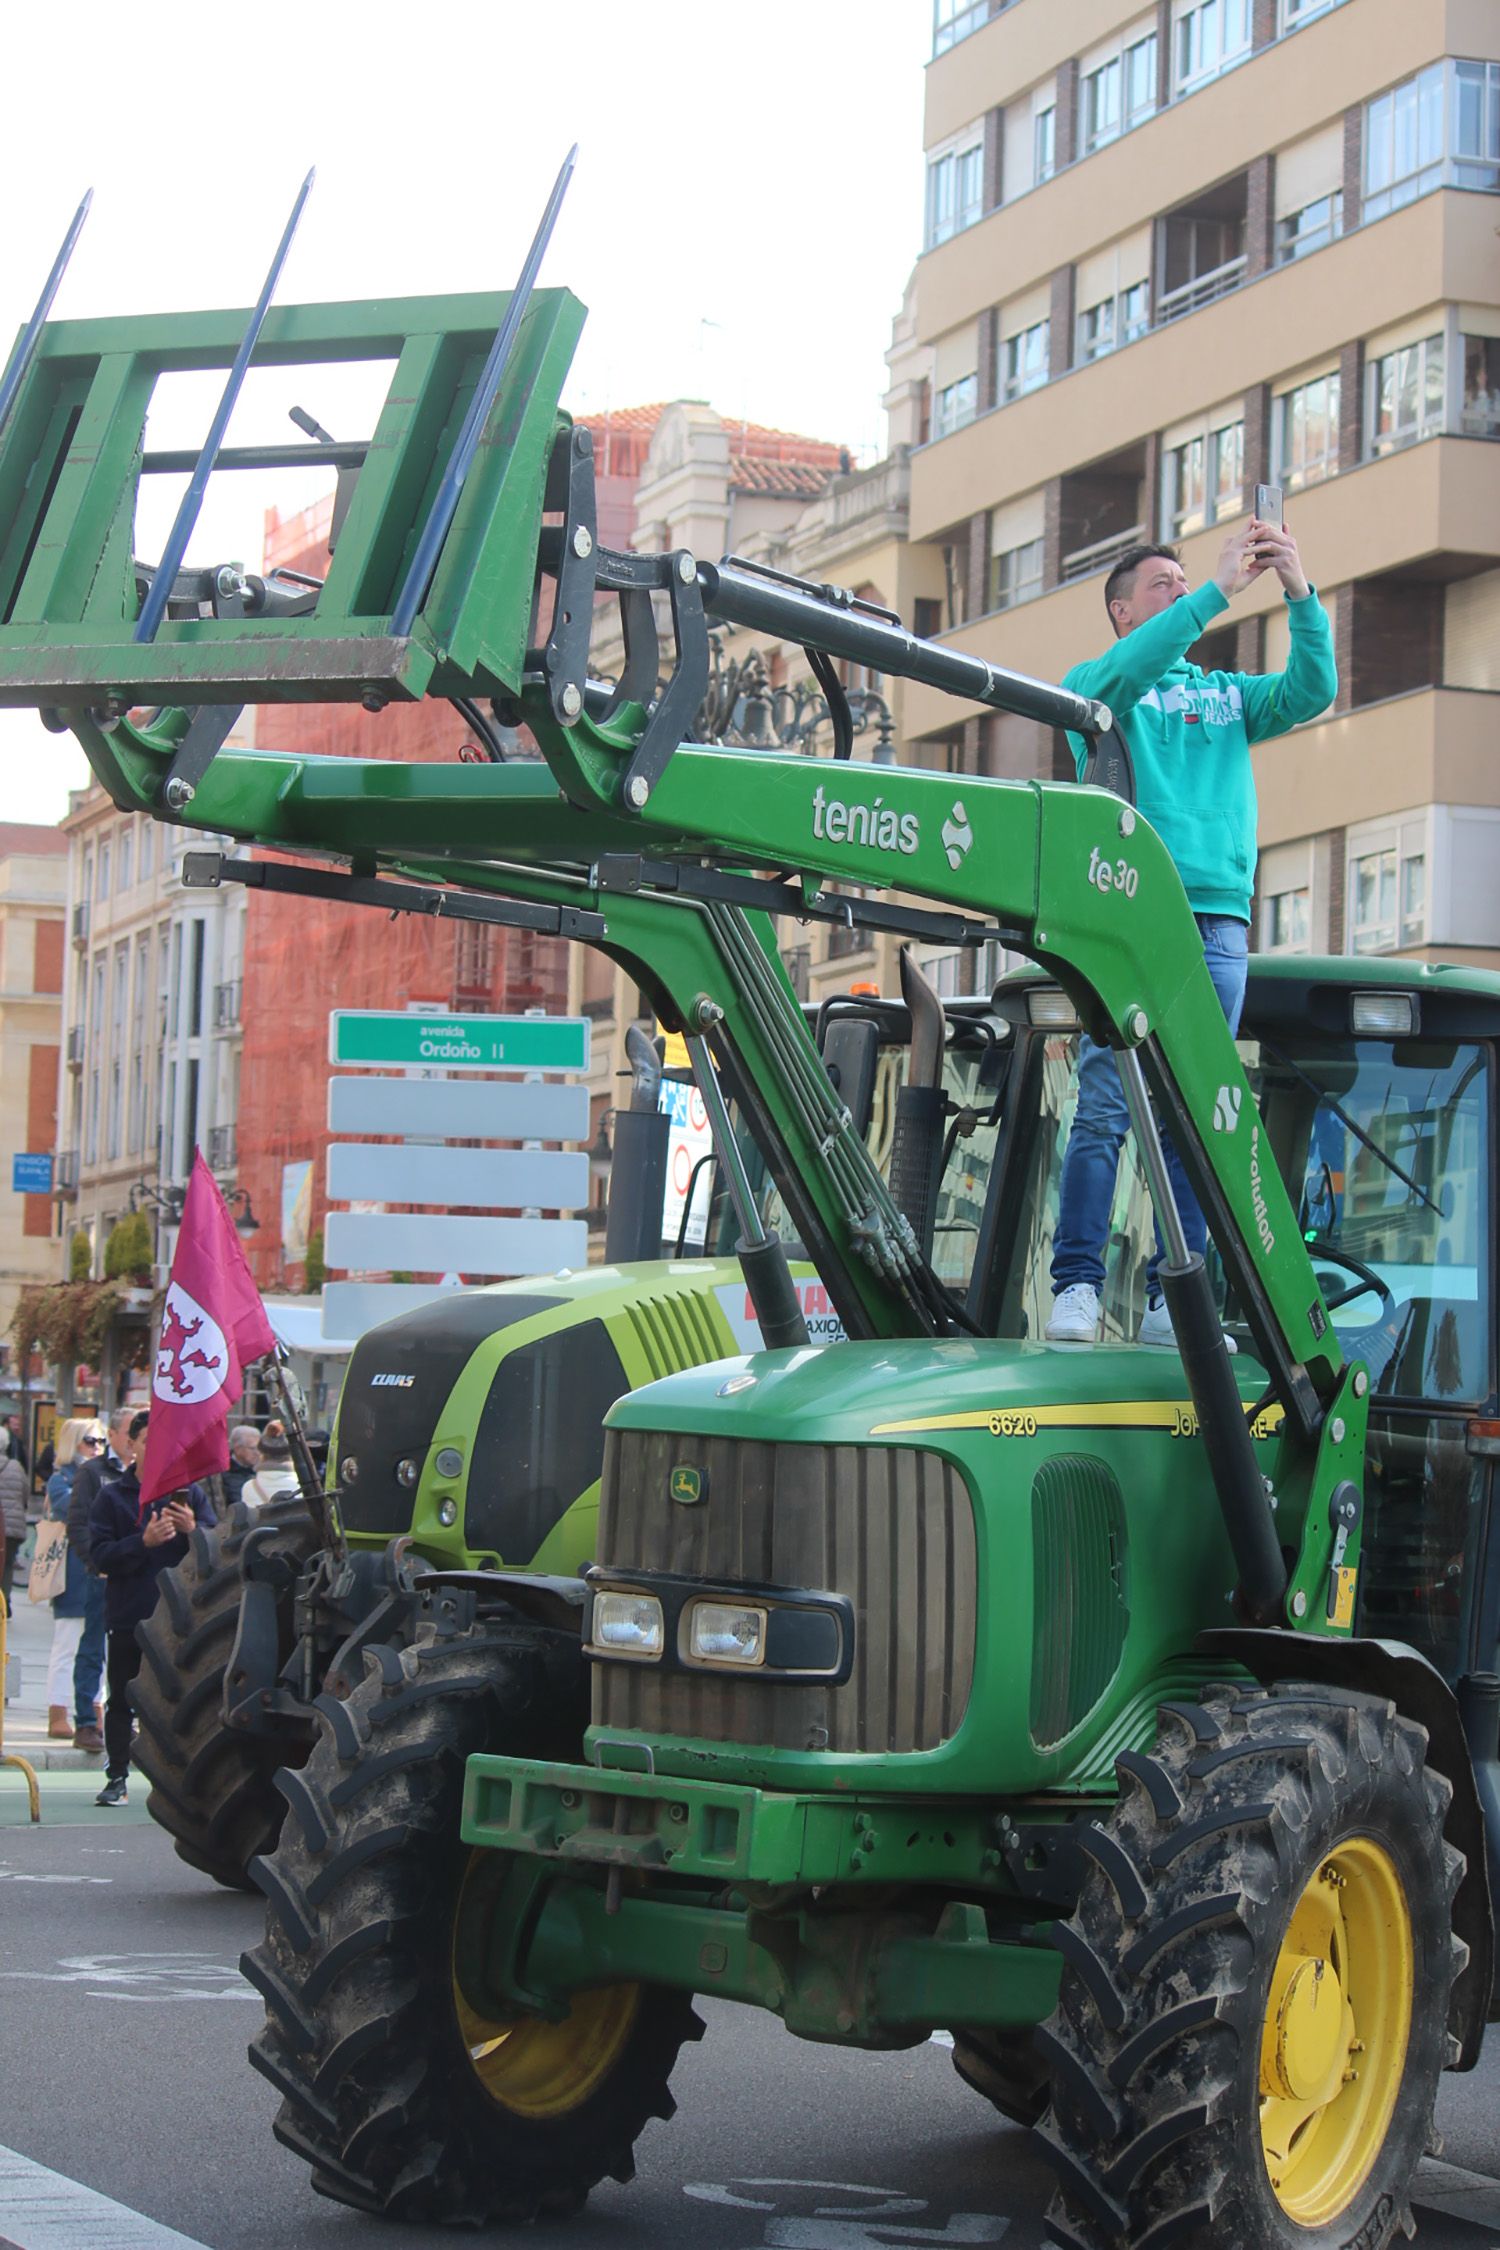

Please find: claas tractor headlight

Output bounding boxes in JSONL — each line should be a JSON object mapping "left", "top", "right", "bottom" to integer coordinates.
{"left": 1351, "top": 991, "right": 1417, "bottom": 1036}
{"left": 685, "top": 1600, "right": 767, "bottom": 1668}
{"left": 590, "top": 1590, "right": 665, "bottom": 1659}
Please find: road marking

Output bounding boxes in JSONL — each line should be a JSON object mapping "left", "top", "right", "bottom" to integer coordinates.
{"left": 0, "top": 1873, "right": 110, "bottom": 1886}
{"left": 1412, "top": 2156, "right": 1500, "bottom": 2229}
{"left": 0, "top": 1952, "right": 256, "bottom": 2003}
{"left": 0, "top": 2141, "right": 211, "bottom": 2248}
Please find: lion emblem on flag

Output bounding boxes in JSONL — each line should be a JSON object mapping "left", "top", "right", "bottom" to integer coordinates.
{"left": 154, "top": 1282, "right": 229, "bottom": 1405}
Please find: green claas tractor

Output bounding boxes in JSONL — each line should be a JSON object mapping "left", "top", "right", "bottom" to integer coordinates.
{"left": 129, "top": 991, "right": 1001, "bottom": 1890}
{"left": 4, "top": 217, "right": 1497, "bottom": 2250}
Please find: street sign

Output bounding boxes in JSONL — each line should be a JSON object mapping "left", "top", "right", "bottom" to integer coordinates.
{"left": 659, "top": 1079, "right": 714, "bottom": 1250}
{"left": 11, "top": 1153, "right": 52, "bottom": 1193}
{"left": 329, "top": 1011, "right": 589, "bottom": 1073}
{"left": 326, "top": 1144, "right": 587, "bottom": 1209}
{"left": 324, "top": 1212, "right": 587, "bottom": 1277}
{"left": 328, "top": 1076, "right": 589, "bottom": 1141}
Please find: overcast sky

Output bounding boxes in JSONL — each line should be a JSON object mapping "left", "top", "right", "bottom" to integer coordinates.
{"left": 0, "top": 0, "right": 930, "bottom": 826}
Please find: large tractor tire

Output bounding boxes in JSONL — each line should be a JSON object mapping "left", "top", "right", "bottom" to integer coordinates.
{"left": 131, "top": 1496, "right": 320, "bottom": 1891}
{"left": 243, "top": 1623, "right": 703, "bottom": 2225}
{"left": 1036, "top": 1681, "right": 1463, "bottom": 2250}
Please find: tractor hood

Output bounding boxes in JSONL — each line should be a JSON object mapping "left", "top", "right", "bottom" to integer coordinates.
{"left": 603, "top": 1334, "right": 1275, "bottom": 1450}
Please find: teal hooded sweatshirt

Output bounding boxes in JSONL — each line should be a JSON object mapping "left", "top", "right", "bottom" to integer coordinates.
{"left": 1062, "top": 582, "right": 1336, "bottom": 923}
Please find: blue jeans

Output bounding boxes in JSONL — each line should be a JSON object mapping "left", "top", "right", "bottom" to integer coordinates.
{"left": 1050, "top": 915, "right": 1250, "bottom": 1299}
{"left": 73, "top": 1572, "right": 107, "bottom": 1726}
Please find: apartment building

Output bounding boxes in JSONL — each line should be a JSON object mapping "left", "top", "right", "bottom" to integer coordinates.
{"left": 57, "top": 783, "right": 246, "bottom": 1270}
{"left": 909, "top": 0, "right": 1500, "bottom": 968}
{"left": 0, "top": 826, "right": 66, "bottom": 1346}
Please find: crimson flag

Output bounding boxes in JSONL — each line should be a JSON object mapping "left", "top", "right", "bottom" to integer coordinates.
{"left": 137, "top": 1151, "right": 277, "bottom": 1508}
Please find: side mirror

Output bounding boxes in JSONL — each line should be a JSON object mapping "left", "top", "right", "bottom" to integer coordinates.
{"left": 820, "top": 1017, "right": 880, "bottom": 1142}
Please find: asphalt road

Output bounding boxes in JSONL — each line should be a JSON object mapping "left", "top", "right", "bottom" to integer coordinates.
{"left": 3, "top": 1780, "right": 1500, "bottom": 2250}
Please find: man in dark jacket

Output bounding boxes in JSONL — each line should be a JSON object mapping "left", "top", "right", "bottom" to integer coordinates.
{"left": 88, "top": 1411, "right": 215, "bottom": 1806}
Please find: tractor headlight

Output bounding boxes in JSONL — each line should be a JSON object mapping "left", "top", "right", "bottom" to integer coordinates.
{"left": 590, "top": 1590, "right": 665, "bottom": 1659}
{"left": 685, "top": 1600, "right": 767, "bottom": 1668}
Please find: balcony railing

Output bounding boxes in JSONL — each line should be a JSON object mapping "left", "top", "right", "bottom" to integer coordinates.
{"left": 56, "top": 1149, "right": 79, "bottom": 1195}
{"left": 71, "top": 902, "right": 89, "bottom": 947}
{"left": 207, "top": 1123, "right": 236, "bottom": 1172}
{"left": 213, "top": 978, "right": 242, "bottom": 1031}
{"left": 1155, "top": 256, "right": 1247, "bottom": 325}
{"left": 65, "top": 1025, "right": 85, "bottom": 1068}
{"left": 1062, "top": 524, "right": 1145, "bottom": 584}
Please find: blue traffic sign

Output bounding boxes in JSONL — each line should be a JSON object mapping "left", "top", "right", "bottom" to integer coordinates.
{"left": 11, "top": 1153, "right": 53, "bottom": 1193}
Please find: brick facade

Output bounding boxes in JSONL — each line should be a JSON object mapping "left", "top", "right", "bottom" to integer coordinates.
{"left": 1049, "top": 266, "right": 1076, "bottom": 379}
{"left": 1245, "top": 153, "right": 1274, "bottom": 280}
{"left": 1347, "top": 579, "right": 1443, "bottom": 707}
{"left": 1251, "top": 0, "right": 1277, "bottom": 50}
{"left": 1242, "top": 380, "right": 1272, "bottom": 497}
{"left": 983, "top": 106, "right": 1004, "bottom": 215}
{"left": 1055, "top": 57, "right": 1080, "bottom": 172}
{"left": 1342, "top": 104, "right": 1364, "bottom": 232}
{"left": 1337, "top": 340, "right": 1365, "bottom": 471}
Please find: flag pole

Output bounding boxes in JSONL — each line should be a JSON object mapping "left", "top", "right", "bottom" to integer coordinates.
{"left": 262, "top": 1346, "right": 344, "bottom": 1562}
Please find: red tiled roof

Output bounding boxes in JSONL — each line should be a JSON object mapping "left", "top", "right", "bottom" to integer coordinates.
{"left": 0, "top": 822, "right": 66, "bottom": 857}
{"left": 728, "top": 455, "right": 836, "bottom": 498}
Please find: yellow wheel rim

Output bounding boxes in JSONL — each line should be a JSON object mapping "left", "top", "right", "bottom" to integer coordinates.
{"left": 1259, "top": 1837, "right": 1413, "bottom": 2225}
{"left": 450, "top": 1856, "right": 641, "bottom": 2120}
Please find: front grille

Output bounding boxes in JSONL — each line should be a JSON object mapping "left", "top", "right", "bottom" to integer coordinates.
{"left": 594, "top": 1429, "right": 976, "bottom": 1753}
{"left": 623, "top": 1288, "right": 726, "bottom": 1381}
{"left": 1029, "top": 1453, "right": 1129, "bottom": 1749}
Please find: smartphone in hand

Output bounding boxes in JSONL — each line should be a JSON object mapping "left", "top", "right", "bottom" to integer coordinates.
{"left": 1253, "top": 482, "right": 1284, "bottom": 528}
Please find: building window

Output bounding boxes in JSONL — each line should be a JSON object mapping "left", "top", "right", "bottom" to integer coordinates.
{"left": 1079, "top": 280, "right": 1151, "bottom": 363}
{"left": 1174, "top": 0, "right": 1251, "bottom": 94}
{"left": 1274, "top": 371, "right": 1341, "bottom": 490}
{"left": 1083, "top": 30, "right": 1157, "bottom": 154}
{"left": 1369, "top": 333, "right": 1445, "bottom": 456}
{"left": 927, "top": 140, "right": 984, "bottom": 247}
{"left": 934, "top": 374, "right": 978, "bottom": 438}
{"left": 1084, "top": 57, "right": 1123, "bottom": 152}
{"left": 1263, "top": 886, "right": 1311, "bottom": 953}
{"left": 1279, "top": 0, "right": 1341, "bottom": 25}
{"left": 1364, "top": 61, "right": 1500, "bottom": 222}
{"left": 1002, "top": 321, "right": 1049, "bottom": 401}
{"left": 988, "top": 537, "right": 1044, "bottom": 612}
{"left": 1349, "top": 844, "right": 1427, "bottom": 953}
{"left": 97, "top": 842, "right": 110, "bottom": 900}
{"left": 933, "top": 0, "right": 990, "bottom": 56}
{"left": 1276, "top": 189, "right": 1343, "bottom": 262}
{"left": 1126, "top": 34, "right": 1158, "bottom": 126}
{"left": 1034, "top": 104, "right": 1057, "bottom": 183}
{"left": 1462, "top": 336, "right": 1500, "bottom": 437}
{"left": 1164, "top": 418, "right": 1243, "bottom": 538}
{"left": 1079, "top": 299, "right": 1116, "bottom": 362}
{"left": 1121, "top": 280, "right": 1151, "bottom": 341}
{"left": 139, "top": 822, "right": 154, "bottom": 879}
{"left": 1454, "top": 60, "right": 1500, "bottom": 189}
{"left": 117, "top": 829, "right": 133, "bottom": 894}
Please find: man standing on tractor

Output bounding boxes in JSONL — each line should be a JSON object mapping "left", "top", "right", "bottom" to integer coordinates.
{"left": 1045, "top": 516, "right": 1336, "bottom": 1345}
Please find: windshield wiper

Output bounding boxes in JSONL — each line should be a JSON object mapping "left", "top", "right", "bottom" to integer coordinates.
{"left": 1262, "top": 1040, "right": 1444, "bottom": 1218}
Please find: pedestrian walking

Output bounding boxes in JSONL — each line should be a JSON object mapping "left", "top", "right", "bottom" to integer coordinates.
{"left": 68, "top": 1403, "right": 132, "bottom": 1730}
{"left": 0, "top": 1448, "right": 26, "bottom": 1609}
{"left": 88, "top": 1410, "right": 215, "bottom": 1807}
{"left": 244, "top": 1420, "right": 300, "bottom": 1508}
{"left": 43, "top": 1418, "right": 108, "bottom": 1745}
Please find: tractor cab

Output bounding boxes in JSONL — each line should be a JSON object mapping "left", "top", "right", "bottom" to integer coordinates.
{"left": 990, "top": 956, "right": 1498, "bottom": 1685}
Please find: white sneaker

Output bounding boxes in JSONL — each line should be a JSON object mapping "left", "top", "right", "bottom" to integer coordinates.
{"left": 1138, "top": 1297, "right": 1237, "bottom": 1352}
{"left": 1045, "top": 1283, "right": 1100, "bottom": 1343}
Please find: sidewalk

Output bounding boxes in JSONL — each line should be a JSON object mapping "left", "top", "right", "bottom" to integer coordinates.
{"left": 2, "top": 1586, "right": 107, "bottom": 1771}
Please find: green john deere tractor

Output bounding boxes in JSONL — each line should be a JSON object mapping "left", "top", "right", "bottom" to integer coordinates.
{"left": 129, "top": 990, "right": 1002, "bottom": 1890}
{"left": 2, "top": 242, "right": 1496, "bottom": 2250}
